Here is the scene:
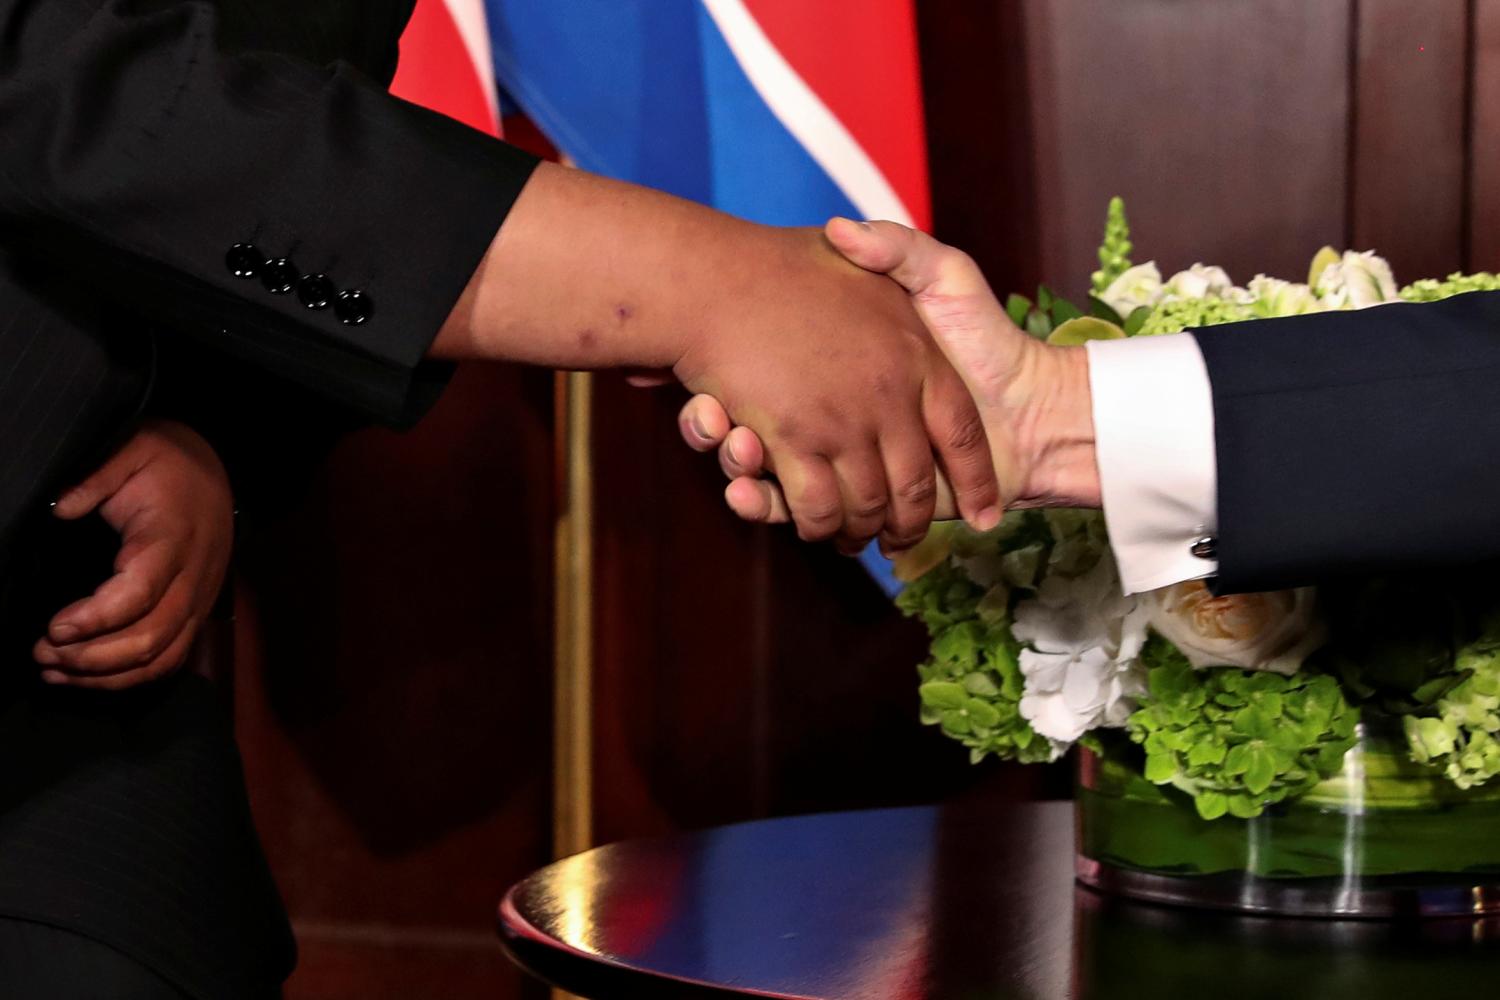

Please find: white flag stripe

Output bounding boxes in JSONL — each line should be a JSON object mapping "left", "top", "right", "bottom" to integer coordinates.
{"left": 444, "top": 0, "right": 499, "bottom": 119}
{"left": 699, "top": 0, "right": 915, "bottom": 227}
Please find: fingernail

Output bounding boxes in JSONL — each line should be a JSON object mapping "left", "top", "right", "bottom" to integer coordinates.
{"left": 40, "top": 670, "right": 67, "bottom": 685}
{"left": 34, "top": 646, "right": 60, "bottom": 666}
{"left": 51, "top": 624, "right": 78, "bottom": 644}
{"left": 975, "top": 506, "right": 1003, "bottom": 532}
{"left": 724, "top": 438, "right": 740, "bottom": 465}
{"left": 689, "top": 415, "right": 712, "bottom": 443}
{"left": 856, "top": 220, "right": 873, "bottom": 231}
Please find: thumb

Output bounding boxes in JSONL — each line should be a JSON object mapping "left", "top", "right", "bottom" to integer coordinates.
{"left": 827, "top": 218, "right": 1018, "bottom": 405}
{"left": 825, "top": 218, "right": 998, "bottom": 304}
{"left": 824, "top": 217, "right": 913, "bottom": 277}
{"left": 54, "top": 440, "right": 147, "bottom": 521}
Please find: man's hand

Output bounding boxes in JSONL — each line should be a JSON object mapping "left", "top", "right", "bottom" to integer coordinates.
{"left": 436, "top": 164, "right": 1001, "bottom": 552}
{"left": 679, "top": 219, "right": 1100, "bottom": 536}
{"left": 33, "top": 420, "right": 234, "bottom": 690}
{"left": 671, "top": 225, "right": 1002, "bottom": 551}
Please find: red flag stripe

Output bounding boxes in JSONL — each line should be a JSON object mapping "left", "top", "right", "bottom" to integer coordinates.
{"left": 392, "top": 0, "right": 499, "bottom": 137}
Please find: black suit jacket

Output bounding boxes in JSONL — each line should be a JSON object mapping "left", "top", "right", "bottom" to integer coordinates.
{"left": 0, "top": 2, "right": 539, "bottom": 995}
{"left": 1196, "top": 290, "right": 1500, "bottom": 593}
{"left": 0, "top": 0, "right": 540, "bottom": 556}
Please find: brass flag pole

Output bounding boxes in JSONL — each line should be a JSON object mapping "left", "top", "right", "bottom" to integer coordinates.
{"left": 553, "top": 369, "right": 595, "bottom": 860}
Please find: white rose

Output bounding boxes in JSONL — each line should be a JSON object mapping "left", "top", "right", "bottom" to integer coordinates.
{"left": 1247, "top": 275, "right": 1321, "bottom": 317}
{"left": 1315, "top": 251, "right": 1400, "bottom": 309}
{"left": 1162, "top": 263, "right": 1234, "bottom": 301}
{"left": 1144, "top": 581, "right": 1326, "bottom": 675}
{"left": 1101, "top": 262, "right": 1163, "bottom": 318}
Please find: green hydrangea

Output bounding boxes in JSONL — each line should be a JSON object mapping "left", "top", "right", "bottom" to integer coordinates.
{"left": 1137, "top": 296, "right": 1255, "bottom": 337}
{"left": 896, "top": 556, "right": 984, "bottom": 633}
{"left": 1127, "top": 640, "right": 1359, "bottom": 820}
{"left": 899, "top": 512, "right": 1069, "bottom": 765}
{"left": 1405, "top": 637, "right": 1500, "bottom": 789}
{"left": 915, "top": 618, "right": 1055, "bottom": 765}
{"left": 1400, "top": 272, "right": 1500, "bottom": 303}
{"left": 1090, "top": 196, "right": 1134, "bottom": 296}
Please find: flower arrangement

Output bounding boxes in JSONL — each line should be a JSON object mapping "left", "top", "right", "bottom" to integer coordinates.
{"left": 898, "top": 200, "right": 1500, "bottom": 821}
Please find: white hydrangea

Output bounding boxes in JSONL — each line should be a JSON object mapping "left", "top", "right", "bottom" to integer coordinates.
{"left": 1010, "top": 555, "right": 1149, "bottom": 755}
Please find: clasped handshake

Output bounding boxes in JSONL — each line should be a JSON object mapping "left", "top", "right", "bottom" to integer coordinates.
{"left": 38, "top": 216, "right": 1098, "bottom": 691}
{"left": 676, "top": 218, "right": 1102, "bottom": 553}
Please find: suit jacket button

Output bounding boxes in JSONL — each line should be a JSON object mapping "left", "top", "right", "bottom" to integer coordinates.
{"left": 297, "top": 273, "right": 336, "bottom": 310}
{"left": 335, "top": 289, "right": 373, "bottom": 326}
{"left": 261, "top": 258, "right": 300, "bottom": 294}
{"left": 226, "top": 243, "right": 263, "bottom": 279}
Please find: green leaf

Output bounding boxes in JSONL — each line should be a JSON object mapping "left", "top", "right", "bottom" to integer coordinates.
{"left": 963, "top": 672, "right": 1001, "bottom": 697}
{"left": 939, "top": 709, "right": 972, "bottom": 735}
{"left": 1006, "top": 293, "right": 1032, "bottom": 327}
{"left": 1187, "top": 740, "right": 1227, "bottom": 767}
{"left": 1144, "top": 752, "right": 1178, "bottom": 784}
{"left": 1124, "top": 305, "right": 1155, "bottom": 336}
{"left": 965, "top": 698, "right": 1002, "bottom": 729}
{"left": 1195, "top": 792, "right": 1229, "bottom": 821}
{"left": 1244, "top": 746, "right": 1277, "bottom": 795}
{"left": 1316, "top": 742, "right": 1351, "bottom": 773}
{"left": 1037, "top": 285, "right": 1054, "bottom": 312}
{"left": 1224, "top": 743, "right": 1252, "bottom": 776}
{"left": 1232, "top": 706, "right": 1276, "bottom": 741}
{"left": 920, "top": 682, "right": 967, "bottom": 710}
{"left": 1050, "top": 297, "right": 1085, "bottom": 325}
{"left": 1412, "top": 674, "right": 1467, "bottom": 705}
{"left": 1089, "top": 296, "right": 1124, "bottom": 325}
{"left": 1226, "top": 793, "right": 1264, "bottom": 819}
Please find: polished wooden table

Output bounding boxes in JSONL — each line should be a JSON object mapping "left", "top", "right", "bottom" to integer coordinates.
{"left": 499, "top": 801, "right": 1500, "bottom": 999}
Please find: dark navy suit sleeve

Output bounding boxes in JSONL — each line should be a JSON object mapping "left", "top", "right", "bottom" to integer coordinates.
{"left": 1194, "top": 291, "right": 1500, "bottom": 593}
{"left": 0, "top": 0, "right": 539, "bottom": 427}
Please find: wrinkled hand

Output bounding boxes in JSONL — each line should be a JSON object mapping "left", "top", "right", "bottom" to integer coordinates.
{"left": 680, "top": 219, "right": 1098, "bottom": 540}
{"left": 670, "top": 225, "right": 1003, "bottom": 553}
{"left": 33, "top": 420, "right": 234, "bottom": 690}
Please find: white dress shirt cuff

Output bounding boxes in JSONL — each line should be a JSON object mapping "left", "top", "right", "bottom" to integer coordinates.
{"left": 1084, "top": 333, "right": 1218, "bottom": 595}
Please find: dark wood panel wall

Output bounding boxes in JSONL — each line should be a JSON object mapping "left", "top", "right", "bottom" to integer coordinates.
{"left": 236, "top": 366, "right": 556, "bottom": 1000}
{"left": 1472, "top": 0, "right": 1500, "bottom": 267}
{"left": 232, "top": 3, "right": 1500, "bottom": 999}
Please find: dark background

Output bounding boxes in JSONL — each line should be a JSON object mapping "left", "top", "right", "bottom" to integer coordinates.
{"left": 230, "top": 2, "right": 1498, "bottom": 996}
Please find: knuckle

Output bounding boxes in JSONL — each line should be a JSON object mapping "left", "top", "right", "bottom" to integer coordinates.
{"left": 846, "top": 493, "right": 889, "bottom": 523}
{"left": 797, "top": 521, "right": 838, "bottom": 542}
{"left": 893, "top": 472, "right": 938, "bottom": 506}
{"left": 884, "top": 534, "right": 924, "bottom": 554}
{"left": 942, "top": 410, "right": 988, "bottom": 457}
{"left": 796, "top": 497, "right": 844, "bottom": 527}
{"left": 117, "top": 634, "right": 158, "bottom": 667}
{"left": 939, "top": 246, "right": 977, "bottom": 275}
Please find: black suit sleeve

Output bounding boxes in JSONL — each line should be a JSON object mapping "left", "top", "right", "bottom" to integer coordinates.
{"left": 1194, "top": 290, "right": 1500, "bottom": 593}
{"left": 0, "top": 0, "right": 539, "bottom": 427}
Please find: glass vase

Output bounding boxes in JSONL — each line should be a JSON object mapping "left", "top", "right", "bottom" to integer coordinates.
{"left": 1075, "top": 719, "right": 1500, "bottom": 917}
